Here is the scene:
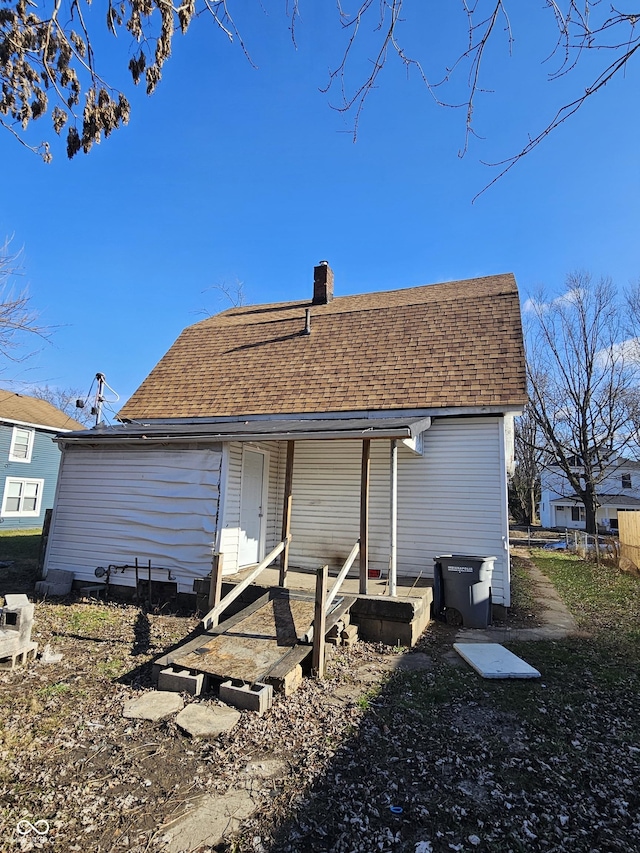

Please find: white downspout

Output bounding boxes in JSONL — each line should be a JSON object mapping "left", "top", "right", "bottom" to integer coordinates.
{"left": 390, "top": 439, "right": 398, "bottom": 597}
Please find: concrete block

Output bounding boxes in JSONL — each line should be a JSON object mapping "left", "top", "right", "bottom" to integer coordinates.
{"left": 219, "top": 680, "right": 273, "bottom": 715}
{"left": 340, "top": 624, "right": 359, "bottom": 642}
{"left": 35, "top": 569, "right": 74, "bottom": 597}
{"left": 0, "top": 641, "right": 38, "bottom": 670}
{"left": 1, "top": 599, "right": 35, "bottom": 652}
{"left": 266, "top": 663, "right": 303, "bottom": 696}
{"left": 327, "top": 621, "right": 344, "bottom": 641}
{"left": 3, "top": 594, "right": 29, "bottom": 607}
{"left": 158, "top": 667, "right": 205, "bottom": 696}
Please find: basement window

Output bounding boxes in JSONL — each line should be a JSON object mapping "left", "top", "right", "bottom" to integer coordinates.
{"left": 9, "top": 427, "right": 34, "bottom": 463}
{"left": 1, "top": 477, "right": 43, "bottom": 517}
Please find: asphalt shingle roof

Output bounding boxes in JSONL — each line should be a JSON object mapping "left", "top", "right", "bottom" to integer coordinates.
{"left": 120, "top": 272, "right": 527, "bottom": 420}
{"left": 0, "top": 390, "right": 84, "bottom": 431}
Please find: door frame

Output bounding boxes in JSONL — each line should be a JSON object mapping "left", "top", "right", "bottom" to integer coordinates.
{"left": 239, "top": 445, "right": 269, "bottom": 566}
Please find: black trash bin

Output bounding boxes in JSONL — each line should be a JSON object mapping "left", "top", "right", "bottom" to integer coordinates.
{"left": 433, "top": 555, "right": 496, "bottom": 628}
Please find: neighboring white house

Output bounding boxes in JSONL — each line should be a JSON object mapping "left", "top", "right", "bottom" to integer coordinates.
{"left": 539, "top": 458, "right": 640, "bottom": 531}
{"left": 43, "top": 266, "right": 527, "bottom": 606}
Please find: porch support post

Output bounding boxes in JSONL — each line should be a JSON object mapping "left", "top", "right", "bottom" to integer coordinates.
{"left": 389, "top": 439, "right": 398, "bottom": 597}
{"left": 208, "top": 552, "right": 224, "bottom": 625}
{"left": 312, "top": 564, "right": 329, "bottom": 678}
{"left": 279, "top": 440, "right": 295, "bottom": 587}
{"left": 359, "top": 438, "right": 371, "bottom": 595}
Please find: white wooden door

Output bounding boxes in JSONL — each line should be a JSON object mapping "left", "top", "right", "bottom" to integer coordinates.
{"left": 239, "top": 449, "right": 266, "bottom": 567}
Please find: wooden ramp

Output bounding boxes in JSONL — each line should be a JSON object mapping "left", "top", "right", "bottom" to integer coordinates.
{"left": 153, "top": 587, "right": 356, "bottom": 694}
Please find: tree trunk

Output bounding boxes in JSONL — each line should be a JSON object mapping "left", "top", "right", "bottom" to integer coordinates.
{"left": 529, "top": 483, "right": 538, "bottom": 525}
{"left": 582, "top": 485, "right": 598, "bottom": 534}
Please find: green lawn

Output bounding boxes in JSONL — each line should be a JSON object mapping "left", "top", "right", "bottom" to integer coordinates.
{"left": 0, "top": 528, "right": 43, "bottom": 596}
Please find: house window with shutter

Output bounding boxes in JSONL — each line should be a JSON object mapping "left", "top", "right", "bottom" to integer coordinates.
{"left": 9, "top": 427, "right": 34, "bottom": 463}
{"left": 1, "top": 477, "right": 43, "bottom": 516}
{"left": 622, "top": 473, "right": 632, "bottom": 489}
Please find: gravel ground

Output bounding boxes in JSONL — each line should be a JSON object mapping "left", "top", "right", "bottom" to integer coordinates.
{"left": 2, "top": 554, "right": 639, "bottom": 853}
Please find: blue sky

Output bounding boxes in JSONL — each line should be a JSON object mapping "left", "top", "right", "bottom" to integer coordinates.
{"left": 0, "top": 2, "right": 638, "bottom": 414}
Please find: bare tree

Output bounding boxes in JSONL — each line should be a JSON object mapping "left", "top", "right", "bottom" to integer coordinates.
{"left": 29, "top": 384, "right": 93, "bottom": 426}
{"left": 1, "top": 1, "right": 638, "bottom": 171}
{"left": 200, "top": 278, "right": 246, "bottom": 315}
{"left": 526, "top": 272, "right": 638, "bottom": 534}
{"left": 0, "top": 240, "right": 48, "bottom": 361}
{"left": 510, "top": 401, "right": 544, "bottom": 525}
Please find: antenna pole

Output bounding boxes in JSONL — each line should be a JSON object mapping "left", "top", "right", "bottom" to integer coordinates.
{"left": 94, "top": 372, "right": 106, "bottom": 426}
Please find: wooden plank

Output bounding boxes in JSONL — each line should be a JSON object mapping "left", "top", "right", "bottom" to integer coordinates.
{"left": 202, "top": 538, "right": 288, "bottom": 630}
{"left": 174, "top": 596, "right": 317, "bottom": 682}
{"left": 312, "top": 565, "right": 328, "bottom": 677}
{"left": 279, "top": 440, "right": 295, "bottom": 587}
{"left": 209, "top": 552, "right": 224, "bottom": 612}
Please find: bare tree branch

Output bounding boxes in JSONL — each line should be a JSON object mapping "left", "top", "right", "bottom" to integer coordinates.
{"left": 0, "top": 239, "right": 50, "bottom": 363}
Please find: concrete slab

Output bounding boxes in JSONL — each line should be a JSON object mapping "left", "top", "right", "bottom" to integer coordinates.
{"left": 160, "top": 789, "right": 257, "bottom": 852}
{"left": 123, "top": 691, "right": 184, "bottom": 721}
{"left": 159, "top": 759, "right": 287, "bottom": 851}
{"left": 382, "top": 652, "right": 435, "bottom": 672}
{"left": 453, "top": 643, "right": 541, "bottom": 679}
{"left": 4, "top": 594, "right": 30, "bottom": 607}
{"left": 175, "top": 703, "right": 241, "bottom": 738}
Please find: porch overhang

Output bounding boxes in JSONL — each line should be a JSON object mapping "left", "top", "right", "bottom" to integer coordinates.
{"left": 55, "top": 416, "right": 432, "bottom": 446}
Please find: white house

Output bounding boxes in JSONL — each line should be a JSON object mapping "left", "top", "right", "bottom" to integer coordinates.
{"left": 539, "top": 457, "right": 640, "bottom": 531}
{"left": 43, "top": 266, "right": 527, "bottom": 607}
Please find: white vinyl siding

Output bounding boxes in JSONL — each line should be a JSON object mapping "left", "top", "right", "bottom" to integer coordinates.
{"left": 263, "top": 417, "right": 510, "bottom": 604}
{"left": 44, "top": 444, "right": 222, "bottom": 593}
{"left": 9, "top": 426, "right": 34, "bottom": 462}
{"left": 2, "top": 477, "right": 43, "bottom": 516}
{"left": 399, "top": 417, "right": 510, "bottom": 605}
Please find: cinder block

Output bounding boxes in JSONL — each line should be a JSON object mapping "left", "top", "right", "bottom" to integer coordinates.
{"left": 267, "top": 663, "right": 303, "bottom": 696}
{"left": 1, "top": 601, "right": 35, "bottom": 647}
{"left": 219, "top": 680, "right": 273, "bottom": 714}
{"left": 158, "top": 667, "right": 204, "bottom": 696}
{"left": 327, "top": 621, "right": 344, "bottom": 641}
{"left": 0, "top": 641, "right": 37, "bottom": 670}
{"left": 340, "top": 625, "right": 358, "bottom": 640}
{"left": 35, "top": 569, "right": 74, "bottom": 597}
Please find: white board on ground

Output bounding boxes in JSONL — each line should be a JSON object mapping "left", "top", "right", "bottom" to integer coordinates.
{"left": 453, "top": 643, "right": 541, "bottom": 679}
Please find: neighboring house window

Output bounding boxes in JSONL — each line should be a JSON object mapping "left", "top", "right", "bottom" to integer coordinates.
{"left": 1, "top": 477, "right": 43, "bottom": 517}
{"left": 571, "top": 507, "right": 585, "bottom": 522}
{"left": 622, "top": 474, "right": 632, "bottom": 489}
{"left": 9, "top": 426, "right": 34, "bottom": 462}
{"left": 567, "top": 455, "right": 582, "bottom": 467}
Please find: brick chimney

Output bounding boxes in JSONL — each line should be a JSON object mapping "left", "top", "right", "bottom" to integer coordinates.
{"left": 313, "top": 261, "right": 334, "bottom": 304}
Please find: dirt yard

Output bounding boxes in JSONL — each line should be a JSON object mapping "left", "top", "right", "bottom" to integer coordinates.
{"left": 2, "top": 541, "right": 640, "bottom": 853}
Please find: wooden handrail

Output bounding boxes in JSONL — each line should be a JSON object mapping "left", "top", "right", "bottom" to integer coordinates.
{"left": 325, "top": 540, "right": 360, "bottom": 613}
{"left": 202, "top": 535, "right": 291, "bottom": 630}
{"left": 304, "top": 540, "right": 360, "bottom": 645}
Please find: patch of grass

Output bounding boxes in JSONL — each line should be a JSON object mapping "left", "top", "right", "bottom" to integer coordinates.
{"left": 356, "top": 684, "right": 383, "bottom": 710}
{"left": 0, "top": 529, "right": 42, "bottom": 594}
{"left": 530, "top": 549, "right": 640, "bottom": 644}
{"left": 96, "top": 657, "right": 127, "bottom": 679}
{"left": 66, "top": 605, "right": 122, "bottom": 636}
{"left": 37, "top": 681, "right": 71, "bottom": 698}
{"left": 510, "top": 555, "right": 540, "bottom": 614}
